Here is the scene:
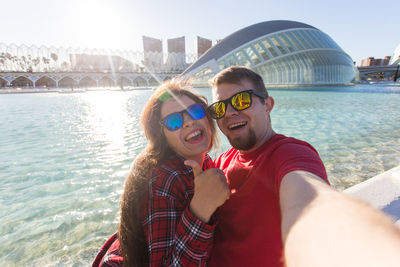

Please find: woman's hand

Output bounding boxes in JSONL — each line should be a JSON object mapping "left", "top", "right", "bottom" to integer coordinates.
{"left": 185, "top": 160, "right": 230, "bottom": 223}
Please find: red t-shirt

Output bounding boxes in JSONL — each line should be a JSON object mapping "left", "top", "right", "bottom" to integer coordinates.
{"left": 208, "top": 134, "right": 328, "bottom": 267}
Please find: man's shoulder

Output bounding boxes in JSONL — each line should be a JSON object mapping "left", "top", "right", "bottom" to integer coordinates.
{"left": 252, "top": 134, "right": 323, "bottom": 171}
{"left": 248, "top": 134, "right": 317, "bottom": 159}
{"left": 267, "top": 135, "right": 328, "bottom": 184}
{"left": 269, "top": 135, "right": 319, "bottom": 157}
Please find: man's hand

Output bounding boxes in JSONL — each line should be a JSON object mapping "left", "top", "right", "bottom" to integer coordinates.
{"left": 280, "top": 170, "right": 400, "bottom": 267}
{"left": 185, "top": 160, "right": 230, "bottom": 223}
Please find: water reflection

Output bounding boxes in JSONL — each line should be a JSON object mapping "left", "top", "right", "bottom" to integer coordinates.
{"left": 80, "top": 92, "right": 130, "bottom": 160}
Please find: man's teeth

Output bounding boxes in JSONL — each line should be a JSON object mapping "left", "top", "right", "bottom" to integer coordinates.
{"left": 228, "top": 122, "right": 246, "bottom": 129}
{"left": 186, "top": 130, "right": 201, "bottom": 140}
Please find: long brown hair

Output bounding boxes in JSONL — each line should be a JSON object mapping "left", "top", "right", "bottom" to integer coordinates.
{"left": 118, "top": 79, "right": 216, "bottom": 267}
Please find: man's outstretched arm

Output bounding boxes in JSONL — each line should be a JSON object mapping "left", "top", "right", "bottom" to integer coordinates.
{"left": 280, "top": 170, "right": 400, "bottom": 267}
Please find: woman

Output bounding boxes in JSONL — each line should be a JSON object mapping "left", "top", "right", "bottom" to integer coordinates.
{"left": 93, "top": 80, "right": 229, "bottom": 267}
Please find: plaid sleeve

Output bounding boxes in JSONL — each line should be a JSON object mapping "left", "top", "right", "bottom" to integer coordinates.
{"left": 92, "top": 233, "right": 123, "bottom": 267}
{"left": 144, "top": 168, "right": 215, "bottom": 267}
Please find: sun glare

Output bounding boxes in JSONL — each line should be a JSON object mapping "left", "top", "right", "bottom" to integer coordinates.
{"left": 80, "top": 92, "right": 130, "bottom": 154}
{"left": 69, "top": 0, "right": 131, "bottom": 50}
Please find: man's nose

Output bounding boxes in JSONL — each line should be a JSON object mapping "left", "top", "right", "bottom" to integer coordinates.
{"left": 224, "top": 103, "right": 239, "bottom": 117}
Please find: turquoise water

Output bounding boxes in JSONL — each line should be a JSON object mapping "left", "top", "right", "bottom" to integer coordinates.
{"left": 1, "top": 84, "right": 400, "bottom": 266}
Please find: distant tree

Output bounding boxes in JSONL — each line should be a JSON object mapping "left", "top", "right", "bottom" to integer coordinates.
{"left": 42, "top": 57, "right": 50, "bottom": 64}
{"left": 50, "top": 53, "right": 59, "bottom": 70}
{"left": 50, "top": 53, "right": 58, "bottom": 62}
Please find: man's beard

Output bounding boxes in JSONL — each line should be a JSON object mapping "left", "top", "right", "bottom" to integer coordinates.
{"left": 228, "top": 128, "right": 257, "bottom": 151}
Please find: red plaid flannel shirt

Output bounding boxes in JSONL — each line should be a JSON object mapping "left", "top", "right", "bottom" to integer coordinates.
{"left": 143, "top": 154, "right": 216, "bottom": 266}
{"left": 92, "top": 154, "right": 216, "bottom": 267}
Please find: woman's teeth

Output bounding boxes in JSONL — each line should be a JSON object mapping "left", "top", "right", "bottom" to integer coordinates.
{"left": 185, "top": 130, "right": 202, "bottom": 141}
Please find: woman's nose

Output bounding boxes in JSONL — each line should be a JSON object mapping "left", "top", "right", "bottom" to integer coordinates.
{"left": 182, "top": 113, "right": 195, "bottom": 128}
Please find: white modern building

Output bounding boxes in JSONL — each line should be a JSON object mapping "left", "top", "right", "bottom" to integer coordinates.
{"left": 183, "top": 20, "right": 356, "bottom": 86}
{"left": 390, "top": 44, "right": 400, "bottom": 65}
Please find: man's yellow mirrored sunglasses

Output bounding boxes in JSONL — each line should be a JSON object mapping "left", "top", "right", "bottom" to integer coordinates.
{"left": 208, "top": 90, "right": 266, "bottom": 120}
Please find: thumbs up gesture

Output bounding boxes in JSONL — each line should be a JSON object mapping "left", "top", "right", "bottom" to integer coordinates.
{"left": 185, "top": 160, "right": 230, "bottom": 223}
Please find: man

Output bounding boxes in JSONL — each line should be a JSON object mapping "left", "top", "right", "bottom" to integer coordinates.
{"left": 190, "top": 66, "right": 400, "bottom": 267}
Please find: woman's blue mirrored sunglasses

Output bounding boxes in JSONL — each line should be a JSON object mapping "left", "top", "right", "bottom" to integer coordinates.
{"left": 161, "top": 103, "right": 206, "bottom": 131}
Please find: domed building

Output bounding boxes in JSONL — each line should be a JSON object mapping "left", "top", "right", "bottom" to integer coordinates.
{"left": 183, "top": 20, "right": 356, "bottom": 86}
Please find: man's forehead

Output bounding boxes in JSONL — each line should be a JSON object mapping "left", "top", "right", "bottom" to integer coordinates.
{"left": 212, "top": 81, "right": 251, "bottom": 101}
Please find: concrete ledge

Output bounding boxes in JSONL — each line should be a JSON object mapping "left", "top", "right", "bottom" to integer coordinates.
{"left": 344, "top": 165, "right": 400, "bottom": 226}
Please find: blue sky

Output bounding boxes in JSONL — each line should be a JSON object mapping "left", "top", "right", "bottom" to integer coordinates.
{"left": 1, "top": 0, "right": 398, "bottom": 65}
